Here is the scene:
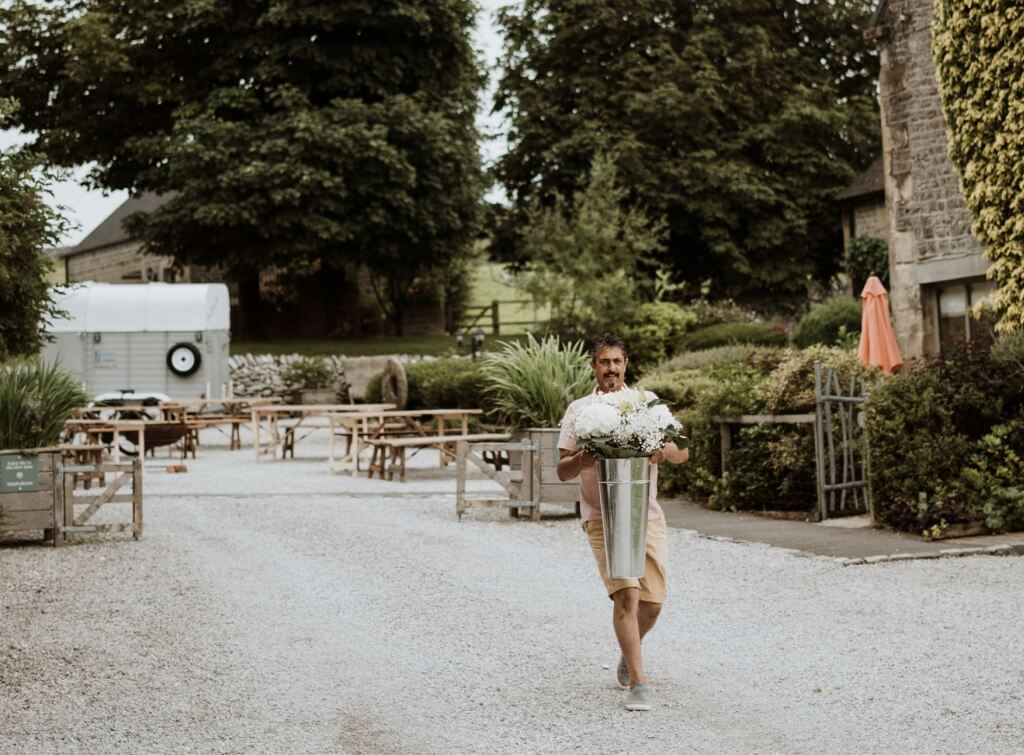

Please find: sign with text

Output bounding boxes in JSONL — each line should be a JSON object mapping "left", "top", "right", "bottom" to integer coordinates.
{"left": 1, "top": 454, "right": 41, "bottom": 493}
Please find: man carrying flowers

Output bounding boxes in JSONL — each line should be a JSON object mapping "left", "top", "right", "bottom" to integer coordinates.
{"left": 557, "top": 334, "right": 689, "bottom": 712}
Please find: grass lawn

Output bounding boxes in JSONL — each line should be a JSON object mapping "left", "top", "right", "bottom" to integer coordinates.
{"left": 231, "top": 333, "right": 532, "bottom": 357}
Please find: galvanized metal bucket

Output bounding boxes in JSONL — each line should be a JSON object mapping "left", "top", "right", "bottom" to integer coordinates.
{"left": 597, "top": 457, "right": 651, "bottom": 579}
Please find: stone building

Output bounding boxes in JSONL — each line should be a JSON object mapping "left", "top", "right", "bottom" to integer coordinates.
{"left": 58, "top": 193, "right": 182, "bottom": 284}
{"left": 867, "top": 0, "right": 993, "bottom": 359}
{"left": 837, "top": 154, "right": 888, "bottom": 289}
{"left": 57, "top": 192, "right": 445, "bottom": 337}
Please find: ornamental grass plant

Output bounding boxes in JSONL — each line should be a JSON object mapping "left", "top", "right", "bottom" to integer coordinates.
{"left": 481, "top": 334, "right": 593, "bottom": 428}
{"left": 0, "top": 358, "right": 87, "bottom": 449}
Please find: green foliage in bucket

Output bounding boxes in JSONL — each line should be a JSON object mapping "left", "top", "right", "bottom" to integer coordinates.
{"left": 0, "top": 359, "right": 87, "bottom": 449}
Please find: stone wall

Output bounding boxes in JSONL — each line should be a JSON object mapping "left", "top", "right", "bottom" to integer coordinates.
{"left": 853, "top": 200, "right": 887, "bottom": 242}
{"left": 872, "top": 0, "right": 988, "bottom": 359}
{"left": 66, "top": 241, "right": 178, "bottom": 283}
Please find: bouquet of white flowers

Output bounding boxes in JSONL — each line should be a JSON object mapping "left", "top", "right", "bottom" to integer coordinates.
{"left": 571, "top": 388, "right": 687, "bottom": 459}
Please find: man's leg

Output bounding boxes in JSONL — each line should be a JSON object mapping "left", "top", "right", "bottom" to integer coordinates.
{"left": 638, "top": 600, "right": 662, "bottom": 640}
{"left": 612, "top": 587, "right": 646, "bottom": 686}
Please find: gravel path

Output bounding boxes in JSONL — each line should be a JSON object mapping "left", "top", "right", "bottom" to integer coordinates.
{"left": 2, "top": 431, "right": 1023, "bottom": 753}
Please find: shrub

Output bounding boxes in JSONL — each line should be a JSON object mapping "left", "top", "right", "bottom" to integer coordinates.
{"left": 654, "top": 345, "right": 787, "bottom": 373}
{"left": 0, "top": 359, "right": 87, "bottom": 448}
{"left": 677, "top": 321, "right": 787, "bottom": 351}
{"left": 846, "top": 236, "right": 889, "bottom": 294}
{"left": 759, "top": 346, "right": 876, "bottom": 414}
{"left": 405, "top": 358, "right": 487, "bottom": 410}
{"left": 619, "top": 301, "right": 698, "bottom": 374}
{"left": 364, "top": 358, "right": 486, "bottom": 410}
{"left": 658, "top": 346, "right": 875, "bottom": 512}
{"left": 364, "top": 372, "right": 383, "bottom": 402}
{"left": 867, "top": 339, "right": 1024, "bottom": 533}
{"left": 793, "top": 297, "right": 862, "bottom": 348}
{"left": 685, "top": 299, "right": 760, "bottom": 326}
{"left": 481, "top": 334, "right": 593, "bottom": 428}
{"left": 280, "top": 356, "right": 334, "bottom": 389}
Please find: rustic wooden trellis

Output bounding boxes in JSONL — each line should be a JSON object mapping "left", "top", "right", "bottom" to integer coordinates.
{"left": 813, "top": 362, "right": 871, "bottom": 520}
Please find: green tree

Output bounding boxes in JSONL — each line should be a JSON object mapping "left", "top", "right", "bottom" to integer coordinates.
{"left": 494, "top": 0, "right": 880, "bottom": 310}
{"left": 934, "top": 0, "right": 1024, "bottom": 330}
{"left": 0, "top": 106, "right": 68, "bottom": 358}
{"left": 515, "top": 153, "right": 666, "bottom": 339}
{"left": 0, "top": 0, "right": 483, "bottom": 337}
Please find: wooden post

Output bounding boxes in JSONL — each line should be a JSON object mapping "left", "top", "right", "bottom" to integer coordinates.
{"left": 253, "top": 408, "right": 261, "bottom": 461}
{"left": 132, "top": 457, "right": 143, "bottom": 540}
{"left": 51, "top": 451, "right": 65, "bottom": 547}
{"left": 718, "top": 422, "right": 732, "bottom": 476}
{"left": 813, "top": 361, "right": 828, "bottom": 521}
{"left": 491, "top": 300, "right": 500, "bottom": 335}
{"left": 456, "top": 440, "right": 467, "bottom": 521}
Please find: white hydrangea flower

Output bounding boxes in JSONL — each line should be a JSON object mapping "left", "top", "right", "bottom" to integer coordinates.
{"left": 574, "top": 403, "right": 621, "bottom": 437}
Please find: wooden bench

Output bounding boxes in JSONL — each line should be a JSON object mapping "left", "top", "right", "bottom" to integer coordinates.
{"left": 367, "top": 433, "right": 511, "bottom": 481}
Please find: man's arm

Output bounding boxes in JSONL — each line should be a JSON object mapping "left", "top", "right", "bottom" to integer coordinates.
{"left": 649, "top": 441, "right": 689, "bottom": 465}
{"left": 557, "top": 447, "right": 596, "bottom": 481}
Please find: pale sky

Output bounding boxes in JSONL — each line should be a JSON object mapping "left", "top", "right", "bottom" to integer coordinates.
{"left": 0, "top": 0, "right": 513, "bottom": 247}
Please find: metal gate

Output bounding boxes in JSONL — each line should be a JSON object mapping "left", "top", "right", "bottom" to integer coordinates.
{"left": 813, "top": 362, "right": 871, "bottom": 520}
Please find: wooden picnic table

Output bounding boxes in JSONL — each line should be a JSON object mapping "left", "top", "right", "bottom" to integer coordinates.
{"left": 251, "top": 403, "right": 397, "bottom": 460}
{"left": 159, "top": 397, "right": 281, "bottom": 414}
{"left": 327, "top": 408, "right": 484, "bottom": 476}
{"left": 63, "top": 419, "right": 149, "bottom": 463}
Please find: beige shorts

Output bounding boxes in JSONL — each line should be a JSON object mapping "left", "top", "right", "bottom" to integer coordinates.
{"left": 582, "top": 517, "right": 668, "bottom": 604}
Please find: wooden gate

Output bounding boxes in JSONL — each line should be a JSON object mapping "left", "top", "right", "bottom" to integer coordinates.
{"left": 813, "top": 362, "right": 871, "bottom": 520}
{"left": 61, "top": 458, "right": 143, "bottom": 540}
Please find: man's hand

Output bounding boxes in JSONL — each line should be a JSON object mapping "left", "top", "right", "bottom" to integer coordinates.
{"left": 558, "top": 447, "right": 597, "bottom": 480}
{"left": 650, "top": 442, "right": 689, "bottom": 465}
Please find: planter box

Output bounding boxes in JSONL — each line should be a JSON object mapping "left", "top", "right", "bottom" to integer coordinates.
{"left": 299, "top": 388, "right": 338, "bottom": 405}
{"left": 0, "top": 449, "right": 70, "bottom": 546}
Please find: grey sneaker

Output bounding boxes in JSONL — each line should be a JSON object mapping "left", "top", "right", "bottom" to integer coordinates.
{"left": 616, "top": 654, "right": 630, "bottom": 689}
{"left": 624, "top": 683, "right": 652, "bottom": 711}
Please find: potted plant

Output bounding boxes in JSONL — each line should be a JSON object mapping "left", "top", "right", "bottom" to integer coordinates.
{"left": 480, "top": 335, "right": 594, "bottom": 511}
{"left": 0, "top": 359, "right": 87, "bottom": 543}
{"left": 281, "top": 356, "right": 338, "bottom": 405}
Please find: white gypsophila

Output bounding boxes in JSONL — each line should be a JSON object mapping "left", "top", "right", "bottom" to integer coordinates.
{"left": 573, "top": 402, "right": 621, "bottom": 438}
{"left": 612, "top": 405, "right": 674, "bottom": 454}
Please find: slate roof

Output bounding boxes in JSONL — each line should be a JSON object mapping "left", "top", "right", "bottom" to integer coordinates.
{"left": 69, "top": 192, "right": 169, "bottom": 256}
{"left": 836, "top": 156, "right": 885, "bottom": 201}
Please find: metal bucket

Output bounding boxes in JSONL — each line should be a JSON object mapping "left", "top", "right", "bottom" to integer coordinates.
{"left": 597, "top": 457, "right": 651, "bottom": 579}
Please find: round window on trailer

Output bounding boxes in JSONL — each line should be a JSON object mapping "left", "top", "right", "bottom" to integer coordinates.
{"left": 167, "top": 343, "right": 202, "bottom": 377}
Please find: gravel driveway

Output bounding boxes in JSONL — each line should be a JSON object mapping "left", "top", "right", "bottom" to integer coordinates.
{"left": 2, "top": 431, "right": 1022, "bottom": 754}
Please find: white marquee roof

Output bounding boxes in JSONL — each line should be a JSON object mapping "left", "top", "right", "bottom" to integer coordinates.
{"left": 45, "top": 282, "right": 231, "bottom": 333}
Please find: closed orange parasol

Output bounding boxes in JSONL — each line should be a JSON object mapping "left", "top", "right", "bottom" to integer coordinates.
{"left": 858, "top": 275, "right": 903, "bottom": 374}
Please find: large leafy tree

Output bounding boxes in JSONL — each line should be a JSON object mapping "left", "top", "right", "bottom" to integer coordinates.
{"left": 494, "top": 0, "right": 880, "bottom": 310}
{"left": 0, "top": 0, "right": 483, "bottom": 336}
{"left": 934, "top": 0, "right": 1024, "bottom": 330}
{"left": 0, "top": 102, "right": 68, "bottom": 359}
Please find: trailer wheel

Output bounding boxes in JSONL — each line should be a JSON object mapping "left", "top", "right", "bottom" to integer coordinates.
{"left": 167, "top": 343, "right": 202, "bottom": 376}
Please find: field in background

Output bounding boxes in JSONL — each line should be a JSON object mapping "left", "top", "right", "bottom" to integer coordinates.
{"left": 464, "top": 260, "right": 550, "bottom": 335}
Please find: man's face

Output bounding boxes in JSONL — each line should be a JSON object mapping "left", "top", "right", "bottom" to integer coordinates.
{"left": 592, "top": 346, "right": 628, "bottom": 393}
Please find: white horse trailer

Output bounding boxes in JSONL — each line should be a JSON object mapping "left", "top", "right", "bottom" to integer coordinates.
{"left": 42, "top": 282, "right": 231, "bottom": 400}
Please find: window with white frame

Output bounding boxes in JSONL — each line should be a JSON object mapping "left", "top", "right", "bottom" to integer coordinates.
{"left": 936, "top": 279, "right": 995, "bottom": 354}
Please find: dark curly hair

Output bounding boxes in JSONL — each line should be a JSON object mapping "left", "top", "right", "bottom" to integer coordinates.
{"left": 589, "top": 333, "right": 629, "bottom": 362}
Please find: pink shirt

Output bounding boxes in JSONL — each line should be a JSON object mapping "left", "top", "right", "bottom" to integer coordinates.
{"left": 557, "top": 388, "right": 664, "bottom": 523}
